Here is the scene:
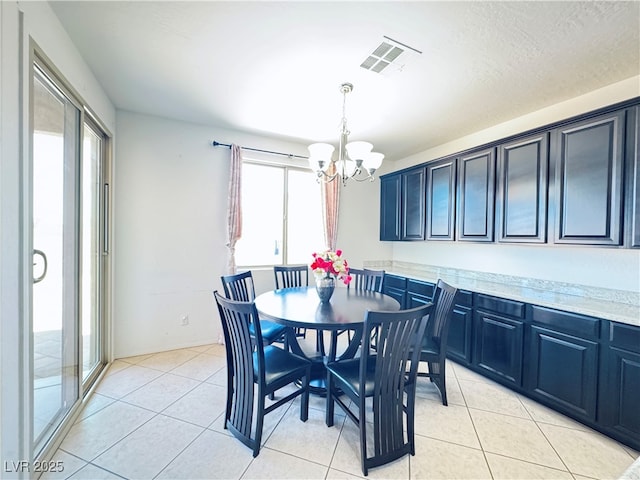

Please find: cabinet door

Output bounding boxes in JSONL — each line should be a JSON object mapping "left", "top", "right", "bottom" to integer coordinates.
{"left": 600, "top": 322, "right": 640, "bottom": 449}
{"left": 447, "top": 304, "right": 473, "bottom": 365}
{"left": 626, "top": 106, "right": 640, "bottom": 247}
{"left": 474, "top": 311, "right": 524, "bottom": 386}
{"left": 457, "top": 148, "right": 496, "bottom": 242}
{"left": 380, "top": 174, "right": 401, "bottom": 241}
{"left": 427, "top": 157, "right": 456, "bottom": 240}
{"left": 401, "top": 168, "right": 426, "bottom": 240}
{"left": 552, "top": 110, "right": 625, "bottom": 245}
{"left": 528, "top": 326, "right": 598, "bottom": 421}
{"left": 383, "top": 274, "right": 407, "bottom": 309}
{"left": 604, "top": 347, "right": 640, "bottom": 446}
{"left": 496, "top": 134, "right": 548, "bottom": 243}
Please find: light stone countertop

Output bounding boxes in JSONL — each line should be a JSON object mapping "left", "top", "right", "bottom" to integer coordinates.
{"left": 621, "top": 455, "right": 640, "bottom": 480}
{"left": 363, "top": 261, "right": 640, "bottom": 328}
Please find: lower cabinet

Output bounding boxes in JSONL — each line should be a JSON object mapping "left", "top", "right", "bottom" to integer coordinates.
{"left": 599, "top": 322, "right": 640, "bottom": 450}
{"left": 447, "top": 290, "right": 473, "bottom": 366}
{"left": 528, "top": 325, "right": 598, "bottom": 421}
{"left": 474, "top": 310, "right": 524, "bottom": 387}
{"left": 406, "top": 279, "right": 435, "bottom": 308}
{"left": 383, "top": 274, "right": 407, "bottom": 308}
{"left": 379, "top": 273, "right": 640, "bottom": 450}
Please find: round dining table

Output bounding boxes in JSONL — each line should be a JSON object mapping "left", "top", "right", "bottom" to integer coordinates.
{"left": 254, "top": 286, "right": 400, "bottom": 394}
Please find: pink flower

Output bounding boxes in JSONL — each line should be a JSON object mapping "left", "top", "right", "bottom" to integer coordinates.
{"left": 310, "top": 249, "right": 350, "bottom": 285}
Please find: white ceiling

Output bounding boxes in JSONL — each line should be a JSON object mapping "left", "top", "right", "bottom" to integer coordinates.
{"left": 50, "top": 1, "right": 640, "bottom": 160}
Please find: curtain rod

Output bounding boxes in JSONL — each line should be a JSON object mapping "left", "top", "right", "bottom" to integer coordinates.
{"left": 212, "top": 141, "right": 308, "bottom": 160}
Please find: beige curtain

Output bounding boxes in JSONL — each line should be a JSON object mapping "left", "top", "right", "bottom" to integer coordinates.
{"left": 226, "top": 144, "right": 242, "bottom": 274}
{"left": 321, "top": 164, "right": 340, "bottom": 250}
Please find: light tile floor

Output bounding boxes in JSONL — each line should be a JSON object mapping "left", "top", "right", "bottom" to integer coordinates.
{"left": 45, "top": 339, "right": 639, "bottom": 480}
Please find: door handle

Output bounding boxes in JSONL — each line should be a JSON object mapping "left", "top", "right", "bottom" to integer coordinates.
{"left": 33, "top": 249, "right": 48, "bottom": 283}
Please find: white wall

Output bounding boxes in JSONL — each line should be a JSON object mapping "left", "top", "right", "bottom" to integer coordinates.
{"left": 389, "top": 76, "right": 640, "bottom": 292}
{"left": 336, "top": 163, "right": 394, "bottom": 270}
{"left": 114, "top": 111, "right": 345, "bottom": 356}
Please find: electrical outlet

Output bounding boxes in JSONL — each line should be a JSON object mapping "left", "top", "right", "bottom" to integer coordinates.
{"left": 180, "top": 314, "right": 189, "bottom": 326}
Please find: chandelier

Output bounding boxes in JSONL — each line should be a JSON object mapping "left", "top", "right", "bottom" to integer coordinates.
{"left": 308, "top": 83, "right": 384, "bottom": 185}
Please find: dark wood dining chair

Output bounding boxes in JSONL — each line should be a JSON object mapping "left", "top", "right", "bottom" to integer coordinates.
{"left": 220, "top": 271, "right": 288, "bottom": 346}
{"left": 274, "top": 264, "right": 309, "bottom": 289}
{"left": 347, "top": 267, "right": 385, "bottom": 293}
{"left": 325, "top": 304, "right": 432, "bottom": 476}
{"left": 213, "top": 291, "right": 311, "bottom": 457}
{"left": 273, "top": 265, "right": 309, "bottom": 339}
{"left": 414, "top": 279, "right": 458, "bottom": 406}
{"left": 344, "top": 268, "right": 386, "bottom": 344}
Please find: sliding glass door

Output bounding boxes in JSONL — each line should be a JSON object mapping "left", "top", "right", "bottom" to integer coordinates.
{"left": 81, "top": 120, "right": 107, "bottom": 386}
{"left": 32, "top": 66, "right": 80, "bottom": 452}
{"left": 31, "top": 59, "right": 109, "bottom": 457}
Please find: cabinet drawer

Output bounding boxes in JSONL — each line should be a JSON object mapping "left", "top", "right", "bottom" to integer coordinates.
{"left": 476, "top": 294, "right": 525, "bottom": 319}
{"left": 609, "top": 322, "right": 640, "bottom": 353}
{"left": 407, "top": 279, "right": 435, "bottom": 299}
{"left": 384, "top": 274, "right": 406, "bottom": 289}
{"left": 531, "top": 305, "right": 600, "bottom": 340}
{"left": 456, "top": 290, "right": 473, "bottom": 307}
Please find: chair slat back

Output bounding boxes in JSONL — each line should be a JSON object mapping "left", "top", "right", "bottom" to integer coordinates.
{"left": 221, "top": 271, "right": 256, "bottom": 302}
{"left": 213, "top": 291, "right": 264, "bottom": 438}
{"left": 360, "top": 304, "right": 431, "bottom": 459}
{"left": 274, "top": 265, "right": 309, "bottom": 289}
{"left": 424, "top": 279, "right": 458, "bottom": 350}
{"left": 349, "top": 268, "right": 385, "bottom": 293}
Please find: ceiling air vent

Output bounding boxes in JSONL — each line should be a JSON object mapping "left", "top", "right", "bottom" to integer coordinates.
{"left": 360, "top": 36, "right": 422, "bottom": 75}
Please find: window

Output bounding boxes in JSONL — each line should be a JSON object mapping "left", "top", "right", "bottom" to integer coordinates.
{"left": 235, "top": 162, "right": 324, "bottom": 266}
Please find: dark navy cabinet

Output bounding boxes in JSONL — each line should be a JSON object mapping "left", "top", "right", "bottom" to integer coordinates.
{"left": 406, "top": 278, "right": 435, "bottom": 308}
{"left": 380, "top": 167, "right": 426, "bottom": 241}
{"left": 401, "top": 168, "right": 426, "bottom": 240}
{"left": 380, "top": 175, "right": 401, "bottom": 241}
{"left": 552, "top": 110, "right": 625, "bottom": 245}
{"left": 600, "top": 322, "right": 640, "bottom": 450}
{"left": 378, "top": 272, "right": 640, "bottom": 450}
{"left": 447, "top": 290, "right": 473, "bottom": 366}
{"left": 382, "top": 274, "right": 407, "bottom": 308}
{"left": 626, "top": 106, "right": 640, "bottom": 248}
{"left": 379, "top": 101, "right": 640, "bottom": 248}
{"left": 527, "top": 306, "right": 600, "bottom": 422}
{"left": 473, "top": 294, "right": 526, "bottom": 387}
{"left": 496, "top": 133, "right": 548, "bottom": 243}
{"left": 457, "top": 148, "right": 496, "bottom": 242}
{"left": 426, "top": 156, "right": 456, "bottom": 241}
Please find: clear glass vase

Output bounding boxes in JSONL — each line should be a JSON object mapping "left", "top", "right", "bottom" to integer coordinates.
{"left": 315, "top": 274, "right": 335, "bottom": 303}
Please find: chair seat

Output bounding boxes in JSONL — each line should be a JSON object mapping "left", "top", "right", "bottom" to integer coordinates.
{"left": 256, "top": 345, "right": 311, "bottom": 386}
{"left": 250, "top": 320, "right": 287, "bottom": 344}
{"left": 326, "top": 356, "right": 377, "bottom": 397}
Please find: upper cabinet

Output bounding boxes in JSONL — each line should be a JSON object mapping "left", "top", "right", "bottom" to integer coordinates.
{"left": 626, "top": 106, "right": 640, "bottom": 248}
{"left": 379, "top": 100, "right": 640, "bottom": 248}
{"left": 496, "top": 133, "right": 549, "bottom": 243}
{"left": 401, "top": 167, "right": 426, "bottom": 240}
{"left": 426, "top": 157, "right": 456, "bottom": 241}
{"left": 380, "top": 174, "right": 401, "bottom": 241}
{"left": 552, "top": 110, "right": 625, "bottom": 245}
{"left": 456, "top": 148, "right": 496, "bottom": 242}
{"left": 380, "top": 167, "right": 426, "bottom": 241}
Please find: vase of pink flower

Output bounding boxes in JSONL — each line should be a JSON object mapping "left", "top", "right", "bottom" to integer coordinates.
{"left": 311, "top": 249, "right": 351, "bottom": 303}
